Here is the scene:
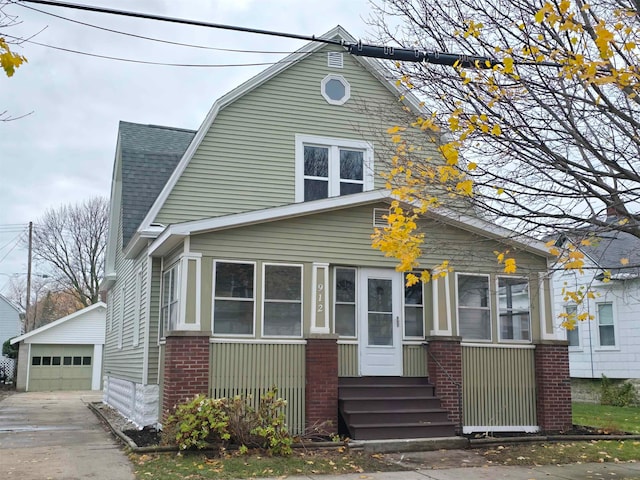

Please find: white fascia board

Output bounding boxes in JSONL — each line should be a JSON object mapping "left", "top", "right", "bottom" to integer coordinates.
{"left": 136, "top": 26, "right": 352, "bottom": 238}
{"left": 11, "top": 302, "right": 107, "bottom": 344}
{"left": 104, "top": 135, "right": 123, "bottom": 275}
{"left": 99, "top": 273, "right": 117, "bottom": 292}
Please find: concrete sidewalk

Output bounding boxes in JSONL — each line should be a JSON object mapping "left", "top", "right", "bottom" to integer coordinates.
{"left": 262, "top": 462, "right": 640, "bottom": 479}
{"left": 0, "top": 391, "right": 135, "bottom": 480}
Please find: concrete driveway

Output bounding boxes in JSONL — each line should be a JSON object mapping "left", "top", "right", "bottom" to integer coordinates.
{"left": 0, "top": 391, "right": 135, "bottom": 480}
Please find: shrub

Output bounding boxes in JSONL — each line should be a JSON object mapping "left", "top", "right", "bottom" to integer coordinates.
{"left": 164, "top": 387, "right": 292, "bottom": 456}
{"left": 2, "top": 339, "right": 18, "bottom": 359}
{"left": 600, "top": 375, "right": 638, "bottom": 407}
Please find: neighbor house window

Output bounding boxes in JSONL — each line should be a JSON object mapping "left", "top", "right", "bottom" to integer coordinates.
{"left": 161, "top": 263, "right": 180, "bottom": 335}
{"left": 295, "top": 135, "right": 373, "bottom": 202}
{"left": 213, "top": 261, "right": 255, "bottom": 335}
{"left": 597, "top": 302, "right": 615, "bottom": 347}
{"left": 263, "top": 264, "right": 303, "bottom": 337}
{"left": 404, "top": 273, "right": 424, "bottom": 338}
{"left": 334, "top": 267, "right": 356, "bottom": 337}
{"left": 457, "top": 274, "right": 491, "bottom": 340}
{"left": 497, "top": 276, "right": 531, "bottom": 341}
{"left": 565, "top": 304, "right": 580, "bottom": 347}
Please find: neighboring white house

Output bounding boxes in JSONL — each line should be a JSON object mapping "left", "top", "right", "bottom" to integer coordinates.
{"left": 11, "top": 302, "right": 106, "bottom": 391}
{"left": 0, "top": 293, "right": 22, "bottom": 383}
{"left": 553, "top": 223, "right": 640, "bottom": 380}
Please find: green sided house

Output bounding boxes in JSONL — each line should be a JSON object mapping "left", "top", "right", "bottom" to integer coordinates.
{"left": 101, "top": 26, "right": 572, "bottom": 437}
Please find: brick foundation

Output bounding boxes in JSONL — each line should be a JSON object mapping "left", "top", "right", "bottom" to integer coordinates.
{"left": 426, "top": 336, "right": 462, "bottom": 431}
{"left": 535, "top": 341, "right": 572, "bottom": 432}
{"left": 162, "top": 334, "right": 210, "bottom": 421}
{"left": 305, "top": 335, "right": 338, "bottom": 434}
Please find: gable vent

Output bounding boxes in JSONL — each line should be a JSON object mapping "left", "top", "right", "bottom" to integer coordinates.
{"left": 373, "top": 208, "right": 390, "bottom": 228}
{"left": 327, "top": 51, "right": 344, "bottom": 68}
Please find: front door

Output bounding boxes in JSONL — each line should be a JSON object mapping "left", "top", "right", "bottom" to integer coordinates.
{"left": 359, "top": 268, "right": 403, "bottom": 376}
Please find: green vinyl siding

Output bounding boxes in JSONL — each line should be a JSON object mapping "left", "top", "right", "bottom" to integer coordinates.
{"left": 462, "top": 345, "right": 537, "bottom": 427}
{"left": 154, "top": 45, "right": 430, "bottom": 225}
{"left": 210, "top": 342, "right": 306, "bottom": 434}
{"left": 104, "top": 211, "right": 148, "bottom": 384}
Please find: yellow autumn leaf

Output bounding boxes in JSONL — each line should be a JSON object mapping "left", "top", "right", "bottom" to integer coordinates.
{"left": 387, "top": 125, "right": 404, "bottom": 134}
{"left": 620, "top": 257, "right": 629, "bottom": 265}
{"left": 456, "top": 179, "right": 474, "bottom": 196}
{"left": 580, "top": 238, "right": 592, "bottom": 246}
{"left": 491, "top": 124, "right": 502, "bottom": 135}
{"left": 504, "top": 258, "right": 517, "bottom": 274}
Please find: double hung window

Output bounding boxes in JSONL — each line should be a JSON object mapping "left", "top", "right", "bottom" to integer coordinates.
{"left": 263, "top": 264, "right": 303, "bottom": 337}
{"left": 497, "top": 277, "right": 531, "bottom": 341}
{"left": 404, "top": 273, "right": 424, "bottom": 338}
{"left": 457, "top": 274, "right": 491, "bottom": 340}
{"left": 564, "top": 304, "right": 580, "bottom": 347}
{"left": 161, "top": 263, "right": 180, "bottom": 335}
{"left": 597, "top": 302, "right": 615, "bottom": 347}
{"left": 213, "top": 262, "right": 255, "bottom": 335}
{"left": 334, "top": 267, "right": 356, "bottom": 337}
{"left": 295, "top": 135, "right": 373, "bottom": 202}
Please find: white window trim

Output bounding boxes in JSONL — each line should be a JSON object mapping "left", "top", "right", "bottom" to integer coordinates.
{"left": 212, "top": 260, "right": 257, "bottom": 338}
{"left": 595, "top": 301, "right": 618, "bottom": 350}
{"left": 455, "top": 272, "right": 492, "bottom": 342}
{"left": 118, "top": 286, "right": 124, "bottom": 350}
{"left": 294, "top": 134, "right": 374, "bottom": 203}
{"left": 261, "top": 263, "right": 304, "bottom": 339}
{"left": 177, "top": 253, "right": 202, "bottom": 331}
{"left": 403, "top": 272, "right": 425, "bottom": 340}
{"left": 333, "top": 266, "right": 358, "bottom": 339}
{"left": 133, "top": 268, "right": 142, "bottom": 347}
{"left": 496, "top": 275, "right": 532, "bottom": 344}
{"left": 321, "top": 73, "right": 350, "bottom": 105}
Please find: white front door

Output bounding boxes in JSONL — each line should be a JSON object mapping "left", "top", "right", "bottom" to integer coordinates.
{"left": 359, "top": 268, "right": 403, "bottom": 376}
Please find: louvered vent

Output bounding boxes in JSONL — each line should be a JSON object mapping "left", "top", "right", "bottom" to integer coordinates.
{"left": 328, "top": 52, "right": 344, "bottom": 68}
{"left": 373, "top": 208, "right": 390, "bottom": 227}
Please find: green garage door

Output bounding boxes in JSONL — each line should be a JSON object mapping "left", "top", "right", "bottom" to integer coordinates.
{"left": 29, "top": 344, "right": 93, "bottom": 391}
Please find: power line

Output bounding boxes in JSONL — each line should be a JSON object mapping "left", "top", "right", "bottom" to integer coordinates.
{"left": 2, "top": 33, "right": 298, "bottom": 67}
{"left": 16, "top": 1, "right": 305, "bottom": 55}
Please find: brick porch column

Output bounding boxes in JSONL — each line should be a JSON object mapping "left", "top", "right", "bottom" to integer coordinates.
{"left": 426, "top": 336, "right": 462, "bottom": 432}
{"left": 162, "top": 333, "right": 210, "bottom": 422}
{"left": 534, "top": 341, "right": 572, "bottom": 432}
{"left": 305, "top": 334, "right": 338, "bottom": 435}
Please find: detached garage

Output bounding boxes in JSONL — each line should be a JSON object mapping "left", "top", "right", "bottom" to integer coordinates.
{"left": 11, "top": 302, "right": 106, "bottom": 392}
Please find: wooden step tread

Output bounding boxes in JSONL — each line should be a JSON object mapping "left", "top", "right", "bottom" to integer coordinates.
{"left": 342, "top": 408, "right": 448, "bottom": 414}
{"left": 350, "top": 421, "right": 455, "bottom": 428}
{"left": 340, "top": 395, "right": 437, "bottom": 401}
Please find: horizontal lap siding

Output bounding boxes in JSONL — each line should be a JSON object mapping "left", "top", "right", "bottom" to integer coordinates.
{"left": 462, "top": 346, "right": 537, "bottom": 427}
{"left": 210, "top": 342, "right": 306, "bottom": 434}
{"left": 155, "top": 44, "right": 415, "bottom": 226}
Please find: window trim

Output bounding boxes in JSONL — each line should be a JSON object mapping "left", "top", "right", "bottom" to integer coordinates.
{"left": 294, "top": 134, "right": 374, "bottom": 203}
{"left": 403, "top": 272, "right": 425, "bottom": 340}
{"left": 596, "top": 301, "right": 617, "bottom": 350}
{"left": 261, "top": 262, "right": 304, "bottom": 339}
{"left": 455, "top": 272, "right": 492, "bottom": 342}
{"left": 496, "top": 275, "right": 532, "bottom": 344}
{"left": 321, "top": 74, "right": 350, "bottom": 105}
{"left": 212, "top": 260, "right": 257, "bottom": 338}
{"left": 160, "top": 261, "right": 180, "bottom": 338}
{"left": 333, "top": 266, "right": 358, "bottom": 339}
{"left": 133, "top": 268, "right": 142, "bottom": 347}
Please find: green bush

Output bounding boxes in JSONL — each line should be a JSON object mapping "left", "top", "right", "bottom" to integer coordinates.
{"left": 164, "top": 387, "right": 292, "bottom": 456}
{"left": 2, "top": 339, "right": 18, "bottom": 359}
{"left": 600, "top": 375, "right": 638, "bottom": 407}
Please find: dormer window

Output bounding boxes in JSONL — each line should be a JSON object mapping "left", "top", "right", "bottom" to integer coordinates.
{"left": 295, "top": 134, "right": 374, "bottom": 202}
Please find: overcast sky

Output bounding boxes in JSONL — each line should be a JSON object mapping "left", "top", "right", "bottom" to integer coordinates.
{"left": 0, "top": 0, "right": 375, "bottom": 292}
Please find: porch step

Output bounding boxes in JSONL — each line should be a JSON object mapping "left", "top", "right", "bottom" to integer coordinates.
{"left": 339, "top": 377, "right": 456, "bottom": 440}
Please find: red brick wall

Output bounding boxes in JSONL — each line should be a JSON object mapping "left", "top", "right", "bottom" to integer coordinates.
{"left": 426, "top": 337, "right": 462, "bottom": 431}
{"left": 535, "top": 342, "right": 572, "bottom": 432}
{"left": 305, "top": 336, "right": 338, "bottom": 434}
{"left": 162, "top": 334, "right": 210, "bottom": 421}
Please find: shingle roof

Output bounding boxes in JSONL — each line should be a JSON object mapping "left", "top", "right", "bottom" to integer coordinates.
{"left": 119, "top": 121, "right": 196, "bottom": 247}
{"left": 582, "top": 228, "right": 640, "bottom": 279}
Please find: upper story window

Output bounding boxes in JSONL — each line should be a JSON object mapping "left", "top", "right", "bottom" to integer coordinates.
{"left": 213, "top": 261, "right": 255, "bottom": 336}
{"left": 457, "top": 273, "right": 491, "bottom": 341}
{"left": 565, "top": 304, "right": 580, "bottom": 347}
{"left": 497, "top": 276, "right": 531, "bottom": 342}
{"left": 295, "top": 134, "right": 373, "bottom": 203}
{"left": 321, "top": 74, "right": 350, "bottom": 105}
{"left": 597, "top": 302, "right": 616, "bottom": 347}
{"left": 161, "top": 262, "right": 180, "bottom": 335}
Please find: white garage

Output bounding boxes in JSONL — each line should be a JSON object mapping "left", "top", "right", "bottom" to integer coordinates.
{"left": 11, "top": 303, "right": 106, "bottom": 392}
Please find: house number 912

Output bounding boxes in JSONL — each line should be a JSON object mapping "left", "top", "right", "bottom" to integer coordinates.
{"left": 317, "top": 283, "right": 324, "bottom": 313}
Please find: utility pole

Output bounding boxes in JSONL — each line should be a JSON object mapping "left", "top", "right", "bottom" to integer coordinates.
{"left": 25, "top": 221, "right": 33, "bottom": 332}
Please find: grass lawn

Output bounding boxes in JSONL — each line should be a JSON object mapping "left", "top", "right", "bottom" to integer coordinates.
{"left": 573, "top": 402, "right": 640, "bottom": 434}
